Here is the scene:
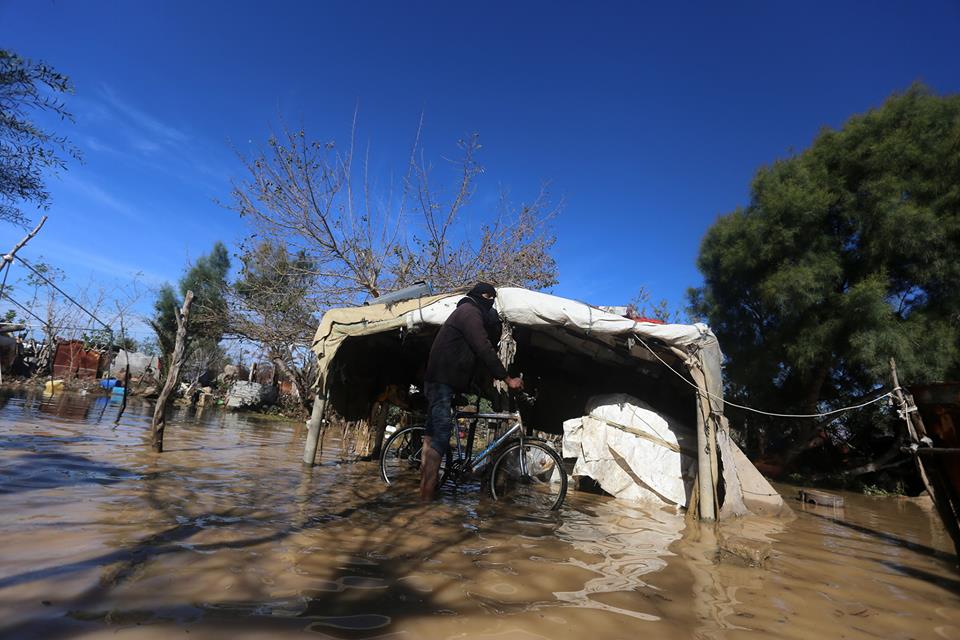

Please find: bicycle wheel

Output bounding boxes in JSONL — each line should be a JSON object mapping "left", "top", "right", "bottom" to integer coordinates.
{"left": 380, "top": 426, "right": 451, "bottom": 486}
{"left": 489, "top": 439, "right": 567, "bottom": 510}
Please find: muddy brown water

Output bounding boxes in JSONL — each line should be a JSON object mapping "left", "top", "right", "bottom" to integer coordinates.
{"left": 0, "top": 391, "right": 958, "bottom": 640}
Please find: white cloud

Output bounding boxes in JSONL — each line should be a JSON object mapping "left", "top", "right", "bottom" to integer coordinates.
{"left": 57, "top": 174, "right": 143, "bottom": 221}
{"left": 84, "top": 136, "right": 120, "bottom": 154}
{"left": 100, "top": 84, "right": 188, "bottom": 146}
{"left": 39, "top": 239, "right": 172, "bottom": 288}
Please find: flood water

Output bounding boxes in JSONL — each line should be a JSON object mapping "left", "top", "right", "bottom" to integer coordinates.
{"left": 0, "top": 390, "right": 958, "bottom": 640}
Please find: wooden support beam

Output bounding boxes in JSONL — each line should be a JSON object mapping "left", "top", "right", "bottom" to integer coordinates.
{"left": 303, "top": 393, "right": 327, "bottom": 466}
{"left": 891, "top": 358, "right": 960, "bottom": 559}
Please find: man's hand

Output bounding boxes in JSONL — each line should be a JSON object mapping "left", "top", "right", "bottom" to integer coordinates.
{"left": 505, "top": 376, "right": 524, "bottom": 390}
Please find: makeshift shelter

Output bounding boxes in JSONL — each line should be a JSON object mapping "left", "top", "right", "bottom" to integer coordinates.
{"left": 304, "top": 287, "right": 785, "bottom": 520}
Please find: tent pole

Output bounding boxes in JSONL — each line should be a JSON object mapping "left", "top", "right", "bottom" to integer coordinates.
{"left": 696, "top": 389, "right": 717, "bottom": 521}
{"left": 303, "top": 392, "right": 327, "bottom": 466}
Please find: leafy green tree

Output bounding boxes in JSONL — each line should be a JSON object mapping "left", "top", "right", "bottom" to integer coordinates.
{"left": 0, "top": 49, "right": 80, "bottom": 226}
{"left": 149, "top": 284, "right": 180, "bottom": 372}
{"left": 690, "top": 85, "right": 960, "bottom": 473}
{"left": 150, "top": 243, "right": 230, "bottom": 381}
{"left": 230, "top": 239, "right": 319, "bottom": 407}
{"left": 179, "top": 242, "right": 230, "bottom": 344}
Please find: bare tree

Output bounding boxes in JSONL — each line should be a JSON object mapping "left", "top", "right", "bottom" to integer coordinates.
{"left": 229, "top": 122, "right": 558, "bottom": 310}
{"left": 152, "top": 291, "right": 193, "bottom": 453}
{"left": 228, "top": 119, "right": 559, "bottom": 454}
{"left": 628, "top": 286, "right": 682, "bottom": 323}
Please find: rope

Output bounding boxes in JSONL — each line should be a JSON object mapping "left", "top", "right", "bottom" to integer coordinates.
{"left": 633, "top": 333, "right": 894, "bottom": 419}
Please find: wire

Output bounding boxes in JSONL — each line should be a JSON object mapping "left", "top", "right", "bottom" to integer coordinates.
{"left": 633, "top": 333, "right": 894, "bottom": 419}
{"left": 0, "top": 262, "right": 11, "bottom": 302}
{"left": 1, "top": 294, "right": 47, "bottom": 326}
{"left": 15, "top": 256, "right": 112, "bottom": 332}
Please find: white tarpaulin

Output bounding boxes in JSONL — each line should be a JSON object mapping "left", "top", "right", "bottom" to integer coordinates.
{"left": 312, "top": 287, "right": 714, "bottom": 377}
{"left": 411, "top": 288, "right": 710, "bottom": 346}
{"left": 563, "top": 394, "right": 697, "bottom": 506}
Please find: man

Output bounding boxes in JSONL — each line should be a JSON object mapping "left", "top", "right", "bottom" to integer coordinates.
{"left": 419, "top": 282, "right": 523, "bottom": 500}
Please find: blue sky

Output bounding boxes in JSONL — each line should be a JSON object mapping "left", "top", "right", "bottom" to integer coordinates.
{"left": 2, "top": 1, "right": 959, "bottom": 340}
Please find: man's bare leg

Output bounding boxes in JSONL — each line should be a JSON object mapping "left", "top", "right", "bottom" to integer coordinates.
{"left": 419, "top": 441, "right": 442, "bottom": 501}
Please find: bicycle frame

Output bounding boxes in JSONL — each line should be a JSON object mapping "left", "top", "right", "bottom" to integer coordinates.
{"left": 452, "top": 411, "right": 524, "bottom": 475}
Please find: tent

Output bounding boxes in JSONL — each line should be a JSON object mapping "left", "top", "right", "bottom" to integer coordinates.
{"left": 303, "top": 287, "right": 785, "bottom": 520}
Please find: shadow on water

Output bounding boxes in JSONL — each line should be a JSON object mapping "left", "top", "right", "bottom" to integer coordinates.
{"left": 1, "top": 389, "right": 959, "bottom": 639}
{"left": 0, "top": 449, "right": 136, "bottom": 494}
{"left": 805, "top": 508, "right": 956, "bottom": 564}
{"left": 877, "top": 560, "right": 960, "bottom": 595}
{"left": 0, "top": 393, "right": 138, "bottom": 494}
{"left": 0, "top": 466, "right": 515, "bottom": 638}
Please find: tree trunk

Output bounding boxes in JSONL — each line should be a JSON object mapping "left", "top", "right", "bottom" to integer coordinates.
{"left": 151, "top": 291, "right": 194, "bottom": 453}
{"left": 114, "top": 355, "right": 131, "bottom": 425}
{"left": 808, "top": 436, "right": 905, "bottom": 483}
{"left": 355, "top": 401, "right": 389, "bottom": 460}
{"left": 781, "top": 363, "right": 832, "bottom": 469}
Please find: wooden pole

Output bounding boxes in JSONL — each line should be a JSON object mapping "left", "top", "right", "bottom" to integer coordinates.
{"left": 303, "top": 391, "right": 327, "bottom": 465}
{"left": 367, "top": 400, "right": 389, "bottom": 460}
{"left": 112, "top": 310, "right": 131, "bottom": 424}
{"left": 151, "top": 291, "right": 194, "bottom": 453}
{"left": 695, "top": 389, "right": 716, "bottom": 521}
{"left": 668, "top": 344, "right": 718, "bottom": 521}
{"left": 0, "top": 216, "right": 47, "bottom": 318}
{"left": 1, "top": 216, "right": 47, "bottom": 269}
{"left": 891, "top": 358, "right": 960, "bottom": 559}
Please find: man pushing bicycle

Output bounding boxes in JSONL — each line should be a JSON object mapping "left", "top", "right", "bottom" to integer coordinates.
{"left": 419, "top": 282, "right": 524, "bottom": 501}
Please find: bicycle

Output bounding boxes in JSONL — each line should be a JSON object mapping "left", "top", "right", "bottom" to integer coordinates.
{"left": 379, "top": 406, "right": 568, "bottom": 510}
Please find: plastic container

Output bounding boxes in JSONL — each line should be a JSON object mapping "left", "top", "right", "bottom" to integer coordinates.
{"left": 43, "top": 379, "right": 65, "bottom": 394}
{"left": 100, "top": 378, "right": 118, "bottom": 390}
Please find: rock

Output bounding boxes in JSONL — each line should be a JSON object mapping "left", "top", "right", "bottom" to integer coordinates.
{"left": 220, "top": 364, "right": 248, "bottom": 382}
{"left": 717, "top": 534, "right": 772, "bottom": 568}
{"left": 225, "top": 381, "right": 277, "bottom": 409}
{"left": 133, "top": 385, "right": 159, "bottom": 398}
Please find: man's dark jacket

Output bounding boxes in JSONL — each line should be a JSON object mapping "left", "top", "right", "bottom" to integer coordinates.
{"left": 425, "top": 296, "right": 508, "bottom": 391}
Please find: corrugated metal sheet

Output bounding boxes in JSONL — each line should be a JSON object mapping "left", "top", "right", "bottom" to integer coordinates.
{"left": 52, "top": 340, "right": 103, "bottom": 380}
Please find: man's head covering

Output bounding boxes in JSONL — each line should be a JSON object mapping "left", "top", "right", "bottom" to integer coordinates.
{"left": 466, "top": 282, "right": 496, "bottom": 310}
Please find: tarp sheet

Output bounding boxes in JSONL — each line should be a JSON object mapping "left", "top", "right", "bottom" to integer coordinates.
{"left": 312, "top": 288, "right": 716, "bottom": 390}
{"left": 563, "top": 394, "right": 698, "bottom": 506}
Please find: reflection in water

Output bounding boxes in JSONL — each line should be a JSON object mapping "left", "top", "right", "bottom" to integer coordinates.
{"left": 37, "top": 391, "right": 94, "bottom": 421}
{"left": 0, "top": 390, "right": 957, "bottom": 639}
{"left": 551, "top": 501, "right": 683, "bottom": 621}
